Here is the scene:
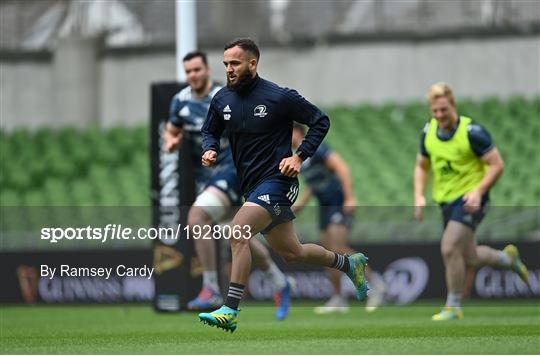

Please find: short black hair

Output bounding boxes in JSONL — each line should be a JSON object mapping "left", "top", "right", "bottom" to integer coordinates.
{"left": 224, "top": 38, "right": 260, "bottom": 61}
{"left": 183, "top": 51, "right": 208, "bottom": 65}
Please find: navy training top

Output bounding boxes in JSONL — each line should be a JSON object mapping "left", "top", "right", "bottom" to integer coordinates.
{"left": 169, "top": 83, "right": 235, "bottom": 189}
{"left": 301, "top": 143, "right": 342, "bottom": 204}
{"left": 202, "top": 75, "right": 330, "bottom": 194}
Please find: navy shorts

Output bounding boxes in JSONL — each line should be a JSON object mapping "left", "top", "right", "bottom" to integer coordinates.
{"left": 440, "top": 195, "right": 489, "bottom": 231}
{"left": 319, "top": 205, "right": 353, "bottom": 230}
{"left": 205, "top": 168, "right": 242, "bottom": 206}
{"left": 245, "top": 178, "right": 299, "bottom": 234}
{"left": 318, "top": 192, "right": 352, "bottom": 230}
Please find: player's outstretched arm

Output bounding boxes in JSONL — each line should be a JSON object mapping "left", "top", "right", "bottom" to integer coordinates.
{"left": 413, "top": 153, "right": 430, "bottom": 221}
{"left": 463, "top": 148, "right": 504, "bottom": 212}
{"left": 325, "top": 152, "right": 356, "bottom": 214}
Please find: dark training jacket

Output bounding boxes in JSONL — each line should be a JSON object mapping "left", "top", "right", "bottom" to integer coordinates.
{"left": 202, "top": 75, "right": 330, "bottom": 194}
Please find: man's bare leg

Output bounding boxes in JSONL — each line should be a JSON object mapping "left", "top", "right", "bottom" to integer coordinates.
{"left": 265, "top": 221, "right": 335, "bottom": 266}
{"left": 228, "top": 203, "right": 272, "bottom": 284}
{"left": 250, "top": 237, "right": 291, "bottom": 320}
{"left": 434, "top": 220, "right": 526, "bottom": 322}
{"left": 250, "top": 238, "right": 271, "bottom": 270}
{"left": 187, "top": 187, "right": 231, "bottom": 309}
{"left": 464, "top": 239, "right": 512, "bottom": 269}
{"left": 321, "top": 228, "right": 349, "bottom": 296}
{"left": 189, "top": 207, "right": 219, "bottom": 288}
{"left": 221, "top": 204, "right": 367, "bottom": 311}
{"left": 440, "top": 221, "right": 472, "bottom": 309}
{"left": 431, "top": 221, "right": 472, "bottom": 320}
{"left": 264, "top": 220, "right": 368, "bottom": 302}
{"left": 264, "top": 219, "right": 369, "bottom": 295}
{"left": 314, "top": 229, "right": 349, "bottom": 313}
{"left": 199, "top": 203, "right": 368, "bottom": 333}
{"left": 250, "top": 238, "right": 287, "bottom": 291}
{"left": 441, "top": 221, "right": 515, "bottom": 307}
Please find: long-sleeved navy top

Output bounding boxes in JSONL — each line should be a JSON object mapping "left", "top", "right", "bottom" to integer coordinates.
{"left": 202, "top": 75, "right": 330, "bottom": 194}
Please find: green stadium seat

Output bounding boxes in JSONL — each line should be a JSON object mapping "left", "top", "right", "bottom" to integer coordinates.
{"left": 1, "top": 95, "right": 537, "bottom": 235}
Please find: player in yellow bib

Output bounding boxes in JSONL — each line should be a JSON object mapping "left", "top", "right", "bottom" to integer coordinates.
{"left": 413, "top": 83, "right": 529, "bottom": 321}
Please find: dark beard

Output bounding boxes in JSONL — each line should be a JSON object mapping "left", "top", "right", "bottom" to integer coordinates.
{"left": 227, "top": 71, "right": 255, "bottom": 92}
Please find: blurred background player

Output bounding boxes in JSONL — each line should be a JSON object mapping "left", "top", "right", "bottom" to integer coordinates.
{"left": 291, "top": 124, "right": 386, "bottom": 313}
{"left": 413, "top": 82, "right": 530, "bottom": 321}
{"left": 164, "top": 50, "right": 293, "bottom": 320}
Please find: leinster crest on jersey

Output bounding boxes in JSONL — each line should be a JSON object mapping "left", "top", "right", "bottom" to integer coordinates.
{"left": 254, "top": 105, "right": 267, "bottom": 117}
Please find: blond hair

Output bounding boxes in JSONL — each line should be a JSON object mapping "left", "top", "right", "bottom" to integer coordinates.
{"left": 427, "top": 82, "right": 455, "bottom": 106}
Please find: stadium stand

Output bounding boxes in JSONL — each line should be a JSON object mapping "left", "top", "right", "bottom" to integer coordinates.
{"left": 1, "top": 96, "right": 538, "bottom": 243}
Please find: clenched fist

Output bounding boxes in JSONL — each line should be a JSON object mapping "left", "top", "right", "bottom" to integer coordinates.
{"left": 279, "top": 154, "right": 303, "bottom": 177}
{"left": 202, "top": 150, "right": 218, "bottom": 167}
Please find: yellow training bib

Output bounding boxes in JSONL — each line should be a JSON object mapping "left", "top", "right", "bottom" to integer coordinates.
{"left": 424, "top": 116, "right": 487, "bottom": 203}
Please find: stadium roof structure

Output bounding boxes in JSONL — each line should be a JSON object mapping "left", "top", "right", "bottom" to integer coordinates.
{"left": 11, "top": 0, "right": 144, "bottom": 50}
{"left": 1, "top": 0, "right": 539, "bottom": 51}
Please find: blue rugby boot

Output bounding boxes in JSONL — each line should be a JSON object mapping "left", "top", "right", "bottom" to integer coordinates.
{"left": 274, "top": 276, "right": 295, "bottom": 321}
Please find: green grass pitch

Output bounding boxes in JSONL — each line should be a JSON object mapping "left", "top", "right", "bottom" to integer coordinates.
{"left": 1, "top": 301, "right": 539, "bottom": 354}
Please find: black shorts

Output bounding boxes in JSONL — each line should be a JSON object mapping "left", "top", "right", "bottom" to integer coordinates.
{"left": 440, "top": 195, "right": 489, "bottom": 231}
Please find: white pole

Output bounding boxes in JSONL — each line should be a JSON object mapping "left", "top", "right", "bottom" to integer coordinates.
{"left": 175, "top": 0, "right": 197, "bottom": 82}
